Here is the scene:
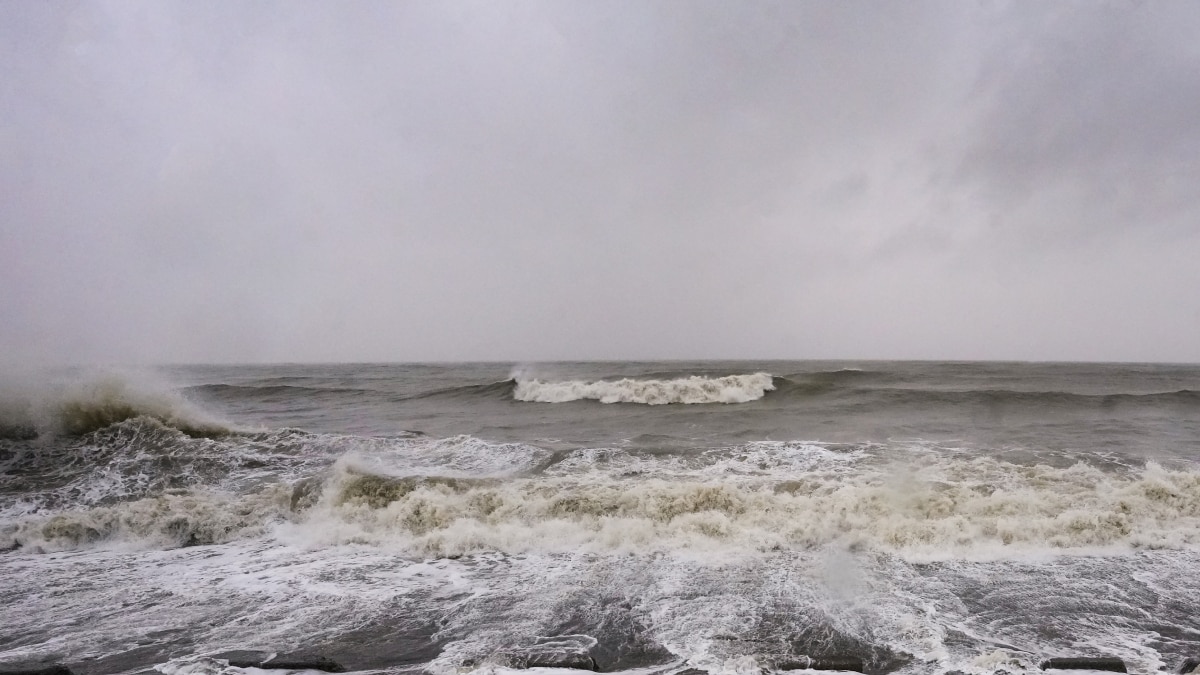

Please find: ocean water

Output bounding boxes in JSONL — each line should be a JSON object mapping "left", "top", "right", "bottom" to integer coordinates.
{"left": 2, "top": 361, "right": 1200, "bottom": 675}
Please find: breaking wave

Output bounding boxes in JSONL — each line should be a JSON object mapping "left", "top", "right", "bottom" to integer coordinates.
{"left": 11, "top": 423, "right": 1200, "bottom": 561}
{"left": 2, "top": 485, "right": 295, "bottom": 552}
{"left": 0, "top": 371, "right": 235, "bottom": 439}
{"left": 0, "top": 420, "right": 337, "bottom": 519}
{"left": 513, "top": 373, "right": 776, "bottom": 405}
{"left": 11, "top": 442, "right": 1200, "bottom": 559}
{"left": 280, "top": 452, "right": 1200, "bottom": 559}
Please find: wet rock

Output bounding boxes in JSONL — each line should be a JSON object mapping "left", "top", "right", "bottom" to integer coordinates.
{"left": 1039, "top": 657, "right": 1127, "bottom": 672}
{"left": 542, "top": 597, "right": 676, "bottom": 671}
{"left": 286, "top": 617, "right": 446, "bottom": 671}
{"left": 1179, "top": 658, "right": 1200, "bottom": 674}
{"left": 212, "top": 650, "right": 271, "bottom": 667}
{"left": 0, "top": 665, "right": 74, "bottom": 675}
{"left": 259, "top": 654, "right": 346, "bottom": 673}
{"left": 70, "top": 642, "right": 193, "bottom": 675}
{"left": 784, "top": 620, "right": 910, "bottom": 674}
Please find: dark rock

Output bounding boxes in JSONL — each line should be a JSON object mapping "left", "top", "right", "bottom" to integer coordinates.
{"left": 1179, "top": 658, "right": 1200, "bottom": 674}
{"left": 214, "top": 650, "right": 272, "bottom": 668}
{"left": 0, "top": 665, "right": 74, "bottom": 675}
{"left": 70, "top": 641, "right": 194, "bottom": 675}
{"left": 785, "top": 621, "right": 910, "bottom": 674}
{"left": 676, "top": 669, "right": 710, "bottom": 675}
{"left": 1039, "top": 657, "right": 1127, "bottom": 672}
{"left": 260, "top": 654, "right": 346, "bottom": 673}
{"left": 217, "top": 643, "right": 273, "bottom": 662}
{"left": 286, "top": 617, "right": 446, "bottom": 671}
{"left": 541, "top": 597, "right": 676, "bottom": 671}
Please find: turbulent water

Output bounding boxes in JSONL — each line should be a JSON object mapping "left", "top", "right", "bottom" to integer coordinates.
{"left": 3, "top": 361, "right": 1200, "bottom": 675}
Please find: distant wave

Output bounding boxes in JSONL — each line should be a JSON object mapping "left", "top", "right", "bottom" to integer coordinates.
{"left": 177, "top": 377, "right": 1200, "bottom": 411}
{"left": 185, "top": 383, "right": 369, "bottom": 399}
{"left": 866, "top": 387, "right": 1200, "bottom": 409}
{"left": 404, "top": 379, "right": 517, "bottom": 402}
{"left": 0, "top": 372, "right": 236, "bottom": 439}
{"left": 513, "top": 373, "right": 776, "bottom": 405}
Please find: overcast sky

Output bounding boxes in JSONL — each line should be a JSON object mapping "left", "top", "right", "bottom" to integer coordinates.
{"left": 2, "top": 1, "right": 1199, "bottom": 364}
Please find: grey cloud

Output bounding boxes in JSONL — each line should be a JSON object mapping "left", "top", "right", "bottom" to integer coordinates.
{"left": 958, "top": 2, "right": 1200, "bottom": 244}
{"left": 2, "top": 1, "right": 1199, "bottom": 364}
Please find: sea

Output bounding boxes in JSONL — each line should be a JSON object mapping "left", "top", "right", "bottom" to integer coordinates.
{"left": 2, "top": 361, "right": 1200, "bottom": 675}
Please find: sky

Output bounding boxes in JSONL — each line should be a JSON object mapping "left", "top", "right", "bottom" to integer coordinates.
{"left": 2, "top": 1, "right": 1199, "bottom": 364}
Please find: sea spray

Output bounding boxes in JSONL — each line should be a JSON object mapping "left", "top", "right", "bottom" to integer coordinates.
{"left": 0, "top": 369, "right": 236, "bottom": 439}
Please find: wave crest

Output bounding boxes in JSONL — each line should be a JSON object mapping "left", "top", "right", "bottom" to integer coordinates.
{"left": 3, "top": 485, "right": 294, "bottom": 552}
{"left": 513, "top": 373, "right": 776, "bottom": 405}
{"left": 0, "top": 371, "right": 235, "bottom": 438}
{"left": 275, "top": 456, "right": 1200, "bottom": 559}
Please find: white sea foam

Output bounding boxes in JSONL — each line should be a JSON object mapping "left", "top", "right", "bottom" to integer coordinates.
{"left": 540, "top": 441, "right": 864, "bottom": 480}
{"left": 512, "top": 373, "right": 775, "bottom": 405}
{"left": 277, "top": 453, "right": 1200, "bottom": 560}
{"left": 16, "top": 438, "right": 1200, "bottom": 561}
{"left": 5, "top": 515, "right": 1198, "bottom": 675}
{"left": 3, "top": 485, "right": 294, "bottom": 552}
{"left": 330, "top": 434, "right": 553, "bottom": 478}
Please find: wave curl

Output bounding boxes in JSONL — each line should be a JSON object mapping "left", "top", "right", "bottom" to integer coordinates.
{"left": 0, "top": 371, "right": 235, "bottom": 438}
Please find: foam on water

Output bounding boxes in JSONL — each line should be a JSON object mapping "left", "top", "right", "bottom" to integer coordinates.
{"left": 0, "top": 422, "right": 338, "bottom": 520}
{"left": 9, "top": 433, "right": 1200, "bottom": 561}
{"left": 0, "top": 430, "right": 558, "bottom": 551}
{"left": 513, "top": 373, "right": 776, "bottom": 404}
{"left": 329, "top": 434, "right": 554, "bottom": 478}
{"left": 6, "top": 362, "right": 1200, "bottom": 675}
{"left": 281, "top": 444, "right": 1200, "bottom": 560}
{"left": 3, "top": 485, "right": 295, "bottom": 552}
{"left": 4, "top": 527, "right": 1200, "bottom": 675}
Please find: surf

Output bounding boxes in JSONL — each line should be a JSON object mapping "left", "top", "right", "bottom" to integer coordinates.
{"left": 512, "top": 373, "right": 776, "bottom": 405}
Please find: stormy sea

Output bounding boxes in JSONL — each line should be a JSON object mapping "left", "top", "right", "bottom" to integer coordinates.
{"left": 3, "top": 361, "right": 1200, "bottom": 675}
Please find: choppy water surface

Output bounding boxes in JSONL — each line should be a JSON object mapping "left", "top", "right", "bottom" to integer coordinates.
{"left": 2, "top": 361, "right": 1200, "bottom": 675}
